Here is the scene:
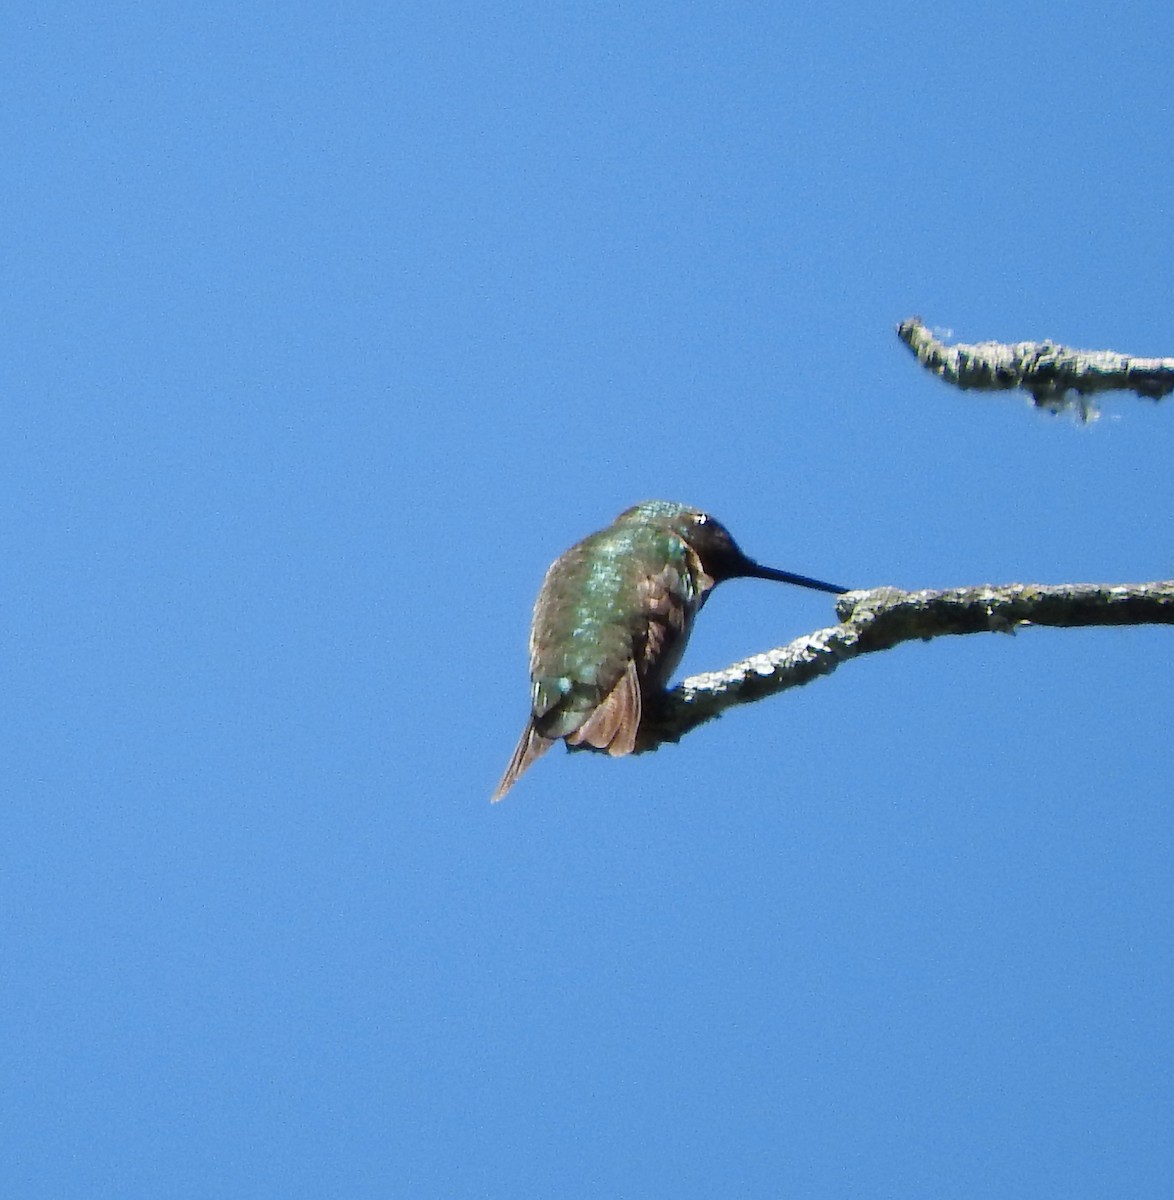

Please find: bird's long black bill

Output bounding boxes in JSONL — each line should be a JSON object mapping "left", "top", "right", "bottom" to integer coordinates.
{"left": 745, "top": 561, "right": 849, "bottom": 595}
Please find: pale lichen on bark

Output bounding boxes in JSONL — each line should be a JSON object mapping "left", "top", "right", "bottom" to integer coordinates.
{"left": 897, "top": 317, "right": 1174, "bottom": 419}
{"left": 636, "top": 581, "right": 1174, "bottom": 750}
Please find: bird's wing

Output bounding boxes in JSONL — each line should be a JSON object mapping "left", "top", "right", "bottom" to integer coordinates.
{"left": 566, "top": 658, "right": 641, "bottom": 756}
{"left": 631, "top": 555, "right": 703, "bottom": 693}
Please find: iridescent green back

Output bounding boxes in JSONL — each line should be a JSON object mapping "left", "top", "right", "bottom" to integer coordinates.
{"left": 528, "top": 516, "right": 701, "bottom": 739}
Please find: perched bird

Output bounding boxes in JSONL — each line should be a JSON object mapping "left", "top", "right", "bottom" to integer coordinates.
{"left": 492, "top": 501, "right": 848, "bottom": 801}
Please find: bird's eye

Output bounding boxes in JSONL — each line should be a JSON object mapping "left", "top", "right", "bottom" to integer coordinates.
{"left": 694, "top": 514, "right": 709, "bottom": 526}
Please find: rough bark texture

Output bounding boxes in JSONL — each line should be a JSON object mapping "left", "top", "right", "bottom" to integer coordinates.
{"left": 630, "top": 581, "right": 1174, "bottom": 751}
{"left": 897, "top": 317, "right": 1174, "bottom": 418}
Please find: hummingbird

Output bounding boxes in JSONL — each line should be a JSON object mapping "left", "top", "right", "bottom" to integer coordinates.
{"left": 492, "top": 500, "right": 848, "bottom": 801}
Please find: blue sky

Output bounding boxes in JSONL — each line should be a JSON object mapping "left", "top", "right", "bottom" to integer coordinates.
{"left": 3, "top": 3, "right": 1173, "bottom": 1197}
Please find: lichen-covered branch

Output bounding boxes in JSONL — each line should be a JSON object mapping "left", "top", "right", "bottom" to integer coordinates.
{"left": 897, "top": 317, "right": 1174, "bottom": 419}
{"left": 635, "top": 580, "right": 1174, "bottom": 751}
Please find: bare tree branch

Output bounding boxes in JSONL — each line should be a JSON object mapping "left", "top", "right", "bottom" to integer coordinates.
{"left": 897, "top": 317, "right": 1174, "bottom": 419}
{"left": 634, "top": 581, "right": 1174, "bottom": 751}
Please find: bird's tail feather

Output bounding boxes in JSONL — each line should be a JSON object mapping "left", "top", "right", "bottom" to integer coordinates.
{"left": 491, "top": 721, "right": 555, "bottom": 802}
